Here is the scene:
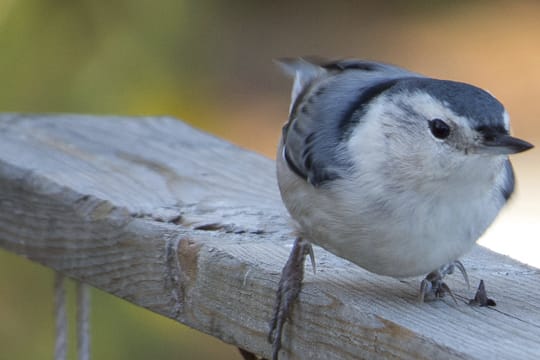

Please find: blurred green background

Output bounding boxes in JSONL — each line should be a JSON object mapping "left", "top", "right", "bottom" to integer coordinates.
{"left": 1, "top": 1, "right": 539, "bottom": 359}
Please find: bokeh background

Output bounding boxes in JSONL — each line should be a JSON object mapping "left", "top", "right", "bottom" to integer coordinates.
{"left": 1, "top": 1, "right": 539, "bottom": 359}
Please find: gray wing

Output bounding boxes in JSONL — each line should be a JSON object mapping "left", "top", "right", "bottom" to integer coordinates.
{"left": 278, "top": 58, "right": 421, "bottom": 186}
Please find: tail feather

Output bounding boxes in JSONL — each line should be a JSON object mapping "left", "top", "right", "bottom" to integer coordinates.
{"left": 274, "top": 58, "right": 327, "bottom": 114}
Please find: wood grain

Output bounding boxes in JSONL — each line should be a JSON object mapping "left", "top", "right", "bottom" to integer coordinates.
{"left": 0, "top": 113, "right": 539, "bottom": 359}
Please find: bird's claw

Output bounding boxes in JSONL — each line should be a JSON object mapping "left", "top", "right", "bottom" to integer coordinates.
{"left": 268, "top": 237, "right": 313, "bottom": 360}
{"left": 419, "top": 260, "right": 469, "bottom": 303}
{"left": 452, "top": 260, "right": 470, "bottom": 289}
{"left": 419, "top": 277, "right": 456, "bottom": 303}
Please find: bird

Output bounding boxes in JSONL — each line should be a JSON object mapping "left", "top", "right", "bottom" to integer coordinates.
{"left": 268, "top": 57, "right": 533, "bottom": 360}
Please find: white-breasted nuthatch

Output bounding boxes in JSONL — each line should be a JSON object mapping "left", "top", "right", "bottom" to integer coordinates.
{"left": 268, "top": 57, "right": 533, "bottom": 359}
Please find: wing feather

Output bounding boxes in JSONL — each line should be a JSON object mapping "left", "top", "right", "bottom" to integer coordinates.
{"left": 278, "top": 58, "right": 421, "bottom": 186}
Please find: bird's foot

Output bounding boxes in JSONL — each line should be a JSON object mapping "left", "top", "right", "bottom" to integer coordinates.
{"left": 268, "top": 237, "right": 314, "bottom": 360}
{"left": 419, "top": 260, "right": 469, "bottom": 303}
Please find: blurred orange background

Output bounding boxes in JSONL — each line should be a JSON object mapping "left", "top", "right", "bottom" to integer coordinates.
{"left": 0, "top": 1, "right": 538, "bottom": 359}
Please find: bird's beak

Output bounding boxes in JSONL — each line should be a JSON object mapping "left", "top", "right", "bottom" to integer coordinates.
{"left": 478, "top": 134, "right": 534, "bottom": 155}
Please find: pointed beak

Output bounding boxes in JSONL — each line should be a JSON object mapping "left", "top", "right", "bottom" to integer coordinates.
{"left": 479, "top": 134, "right": 534, "bottom": 155}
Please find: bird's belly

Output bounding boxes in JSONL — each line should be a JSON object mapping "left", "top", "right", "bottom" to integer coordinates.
{"left": 293, "top": 192, "right": 500, "bottom": 278}
{"left": 277, "top": 152, "right": 503, "bottom": 278}
{"left": 309, "top": 220, "right": 472, "bottom": 277}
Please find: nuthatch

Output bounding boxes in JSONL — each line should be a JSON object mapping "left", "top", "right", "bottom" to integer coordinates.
{"left": 268, "top": 58, "right": 533, "bottom": 359}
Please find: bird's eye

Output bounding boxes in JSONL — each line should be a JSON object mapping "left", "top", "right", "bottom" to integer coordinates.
{"left": 428, "top": 119, "right": 451, "bottom": 139}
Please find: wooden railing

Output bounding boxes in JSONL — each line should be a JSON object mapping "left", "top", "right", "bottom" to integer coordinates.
{"left": 0, "top": 114, "right": 539, "bottom": 359}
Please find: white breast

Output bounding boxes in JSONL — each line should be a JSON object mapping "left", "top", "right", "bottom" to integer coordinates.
{"left": 276, "top": 142, "right": 507, "bottom": 278}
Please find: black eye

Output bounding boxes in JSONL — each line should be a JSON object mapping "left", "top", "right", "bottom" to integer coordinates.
{"left": 428, "top": 118, "right": 451, "bottom": 139}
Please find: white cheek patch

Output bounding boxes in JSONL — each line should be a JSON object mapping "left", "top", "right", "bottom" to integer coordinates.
{"left": 346, "top": 92, "right": 454, "bottom": 153}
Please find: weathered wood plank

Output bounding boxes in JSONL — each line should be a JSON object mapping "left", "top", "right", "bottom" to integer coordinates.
{"left": 0, "top": 113, "right": 539, "bottom": 359}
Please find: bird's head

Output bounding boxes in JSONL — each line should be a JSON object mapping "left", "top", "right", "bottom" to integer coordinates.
{"left": 347, "top": 78, "right": 533, "bottom": 188}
